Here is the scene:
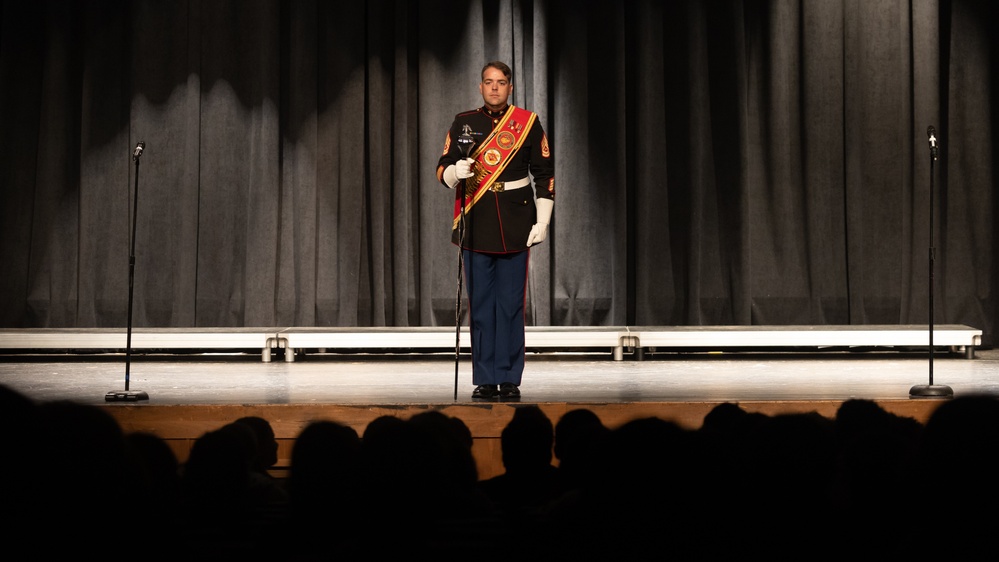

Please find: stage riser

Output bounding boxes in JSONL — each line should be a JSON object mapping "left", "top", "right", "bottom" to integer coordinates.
{"left": 1, "top": 325, "right": 982, "bottom": 362}
{"left": 101, "top": 400, "right": 948, "bottom": 481}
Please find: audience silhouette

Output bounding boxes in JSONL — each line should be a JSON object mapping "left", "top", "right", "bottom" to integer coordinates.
{"left": 178, "top": 420, "right": 289, "bottom": 556}
{"left": 34, "top": 398, "right": 132, "bottom": 550}
{"left": 283, "top": 418, "right": 363, "bottom": 559}
{"left": 831, "top": 398, "right": 924, "bottom": 558}
{"left": 123, "top": 430, "right": 185, "bottom": 544}
{"left": 5, "top": 381, "right": 999, "bottom": 560}
{"left": 479, "top": 405, "right": 561, "bottom": 513}
{"left": 477, "top": 406, "right": 561, "bottom": 551}
{"left": 233, "top": 415, "right": 282, "bottom": 477}
{"left": 916, "top": 394, "right": 999, "bottom": 559}
{"left": 232, "top": 415, "right": 290, "bottom": 515}
{"left": 0, "top": 384, "right": 45, "bottom": 546}
{"left": 551, "top": 406, "right": 609, "bottom": 494}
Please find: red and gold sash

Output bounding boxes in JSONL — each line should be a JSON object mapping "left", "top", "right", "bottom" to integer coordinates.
{"left": 453, "top": 105, "right": 537, "bottom": 229}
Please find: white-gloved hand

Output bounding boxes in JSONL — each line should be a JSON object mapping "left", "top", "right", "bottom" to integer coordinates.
{"left": 526, "top": 197, "right": 554, "bottom": 247}
{"left": 442, "top": 158, "right": 475, "bottom": 188}
{"left": 455, "top": 158, "right": 474, "bottom": 179}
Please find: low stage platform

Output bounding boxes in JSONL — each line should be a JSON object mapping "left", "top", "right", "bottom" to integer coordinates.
{"left": 0, "top": 323, "right": 984, "bottom": 360}
{"left": 0, "top": 324, "right": 991, "bottom": 479}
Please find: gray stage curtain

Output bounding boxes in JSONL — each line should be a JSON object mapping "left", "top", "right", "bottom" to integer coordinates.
{"left": 1, "top": 0, "right": 996, "bottom": 344}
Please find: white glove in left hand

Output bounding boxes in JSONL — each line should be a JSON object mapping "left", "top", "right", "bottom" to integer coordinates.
{"left": 526, "top": 198, "right": 554, "bottom": 247}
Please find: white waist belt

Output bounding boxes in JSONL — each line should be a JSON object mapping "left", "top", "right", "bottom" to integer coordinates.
{"left": 488, "top": 177, "right": 531, "bottom": 192}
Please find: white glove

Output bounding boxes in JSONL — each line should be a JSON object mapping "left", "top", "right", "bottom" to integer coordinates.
{"left": 455, "top": 158, "right": 474, "bottom": 179}
{"left": 443, "top": 158, "right": 475, "bottom": 188}
{"left": 526, "top": 197, "right": 554, "bottom": 247}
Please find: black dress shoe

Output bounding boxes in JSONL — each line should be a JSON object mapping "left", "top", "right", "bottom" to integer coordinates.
{"left": 472, "top": 384, "right": 499, "bottom": 399}
{"left": 498, "top": 382, "right": 520, "bottom": 400}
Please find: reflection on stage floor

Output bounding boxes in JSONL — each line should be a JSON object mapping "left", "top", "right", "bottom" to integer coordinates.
{"left": 2, "top": 346, "right": 997, "bottom": 406}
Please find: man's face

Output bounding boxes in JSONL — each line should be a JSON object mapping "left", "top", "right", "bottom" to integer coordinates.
{"left": 479, "top": 66, "right": 512, "bottom": 111}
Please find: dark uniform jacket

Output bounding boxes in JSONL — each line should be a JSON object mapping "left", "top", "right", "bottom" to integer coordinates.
{"left": 437, "top": 105, "right": 555, "bottom": 254}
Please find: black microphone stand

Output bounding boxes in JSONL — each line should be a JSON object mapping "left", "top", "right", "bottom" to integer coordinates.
{"left": 910, "top": 127, "right": 952, "bottom": 399}
{"left": 453, "top": 126, "right": 475, "bottom": 401}
{"left": 107, "top": 142, "right": 149, "bottom": 402}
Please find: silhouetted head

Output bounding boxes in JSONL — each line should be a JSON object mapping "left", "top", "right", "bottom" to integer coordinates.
{"left": 501, "top": 406, "right": 555, "bottom": 473}
{"left": 234, "top": 415, "right": 279, "bottom": 472}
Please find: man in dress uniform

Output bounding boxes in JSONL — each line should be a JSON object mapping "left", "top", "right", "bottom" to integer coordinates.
{"left": 436, "top": 60, "right": 555, "bottom": 400}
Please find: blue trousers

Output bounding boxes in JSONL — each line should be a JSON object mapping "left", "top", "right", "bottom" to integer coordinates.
{"left": 463, "top": 249, "right": 528, "bottom": 386}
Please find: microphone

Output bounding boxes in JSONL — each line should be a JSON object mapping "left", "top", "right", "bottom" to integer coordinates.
{"left": 926, "top": 126, "right": 938, "bottom": 161}
{"left": 132, "top": 141, "right": 145, "bottom": 161}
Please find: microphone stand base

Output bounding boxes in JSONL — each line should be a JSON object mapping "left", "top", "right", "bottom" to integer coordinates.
{"left": 909, "top": 384, "right": 953, "bottom": 399}
{"left": 105, "top": 390, "right": 149, "bottom": 402}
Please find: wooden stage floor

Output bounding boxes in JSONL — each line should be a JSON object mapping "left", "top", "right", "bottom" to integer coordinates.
{"left": 2, "top": 333, "right": 998, "bottom": 479}
{"left": 2, "top": 346, "right": 997, "bottom": 406}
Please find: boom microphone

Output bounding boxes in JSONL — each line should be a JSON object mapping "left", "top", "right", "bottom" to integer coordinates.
{"left": 926, "top": 126, "right": 938, "bottom": 161}
{"left": 133, "top": 141, "right": 145, "bottom": 161}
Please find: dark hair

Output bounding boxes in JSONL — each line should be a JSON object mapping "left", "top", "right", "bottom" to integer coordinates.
{"left": 482, "top": 60, "right": 512, "bottom": 82}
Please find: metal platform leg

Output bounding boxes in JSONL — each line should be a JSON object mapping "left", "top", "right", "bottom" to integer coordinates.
{"left": 283, "top": 338, "right": 295, "bottom": 362}
{"left": 263, "top": 336, "right": 293, "bottom": 363}
{"left": 262, "top": 337, "right": 277, "bottom": 363}
{"left": 617, "top": 335, "right": 640, "bottom": 361}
